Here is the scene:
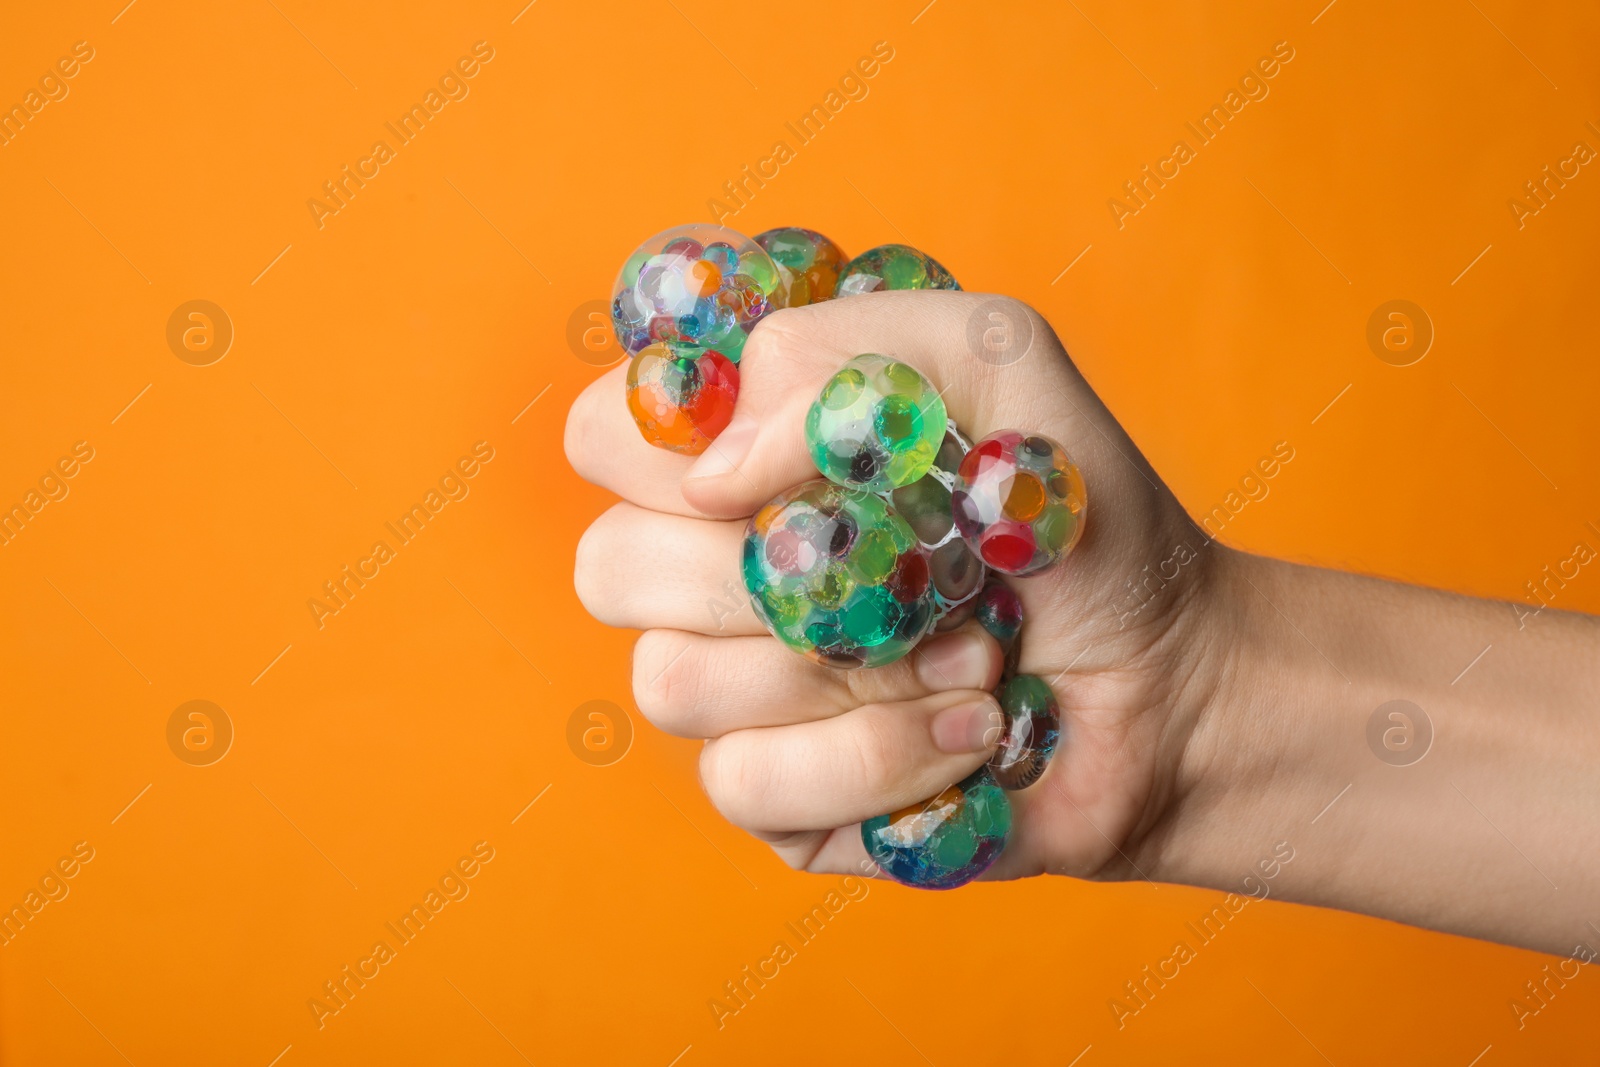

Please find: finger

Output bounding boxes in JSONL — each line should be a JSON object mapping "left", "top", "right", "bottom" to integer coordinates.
{"left": 679, "top": 290, "right": 1087, "bottom": 520}
{"left": 631, "top": 625, "right": 1004, "bottom": 738}
{"left": 574, "top": 502, "right": 761, "bottom": 635}
{"left": 699, "top": 689, "right": 1004, "bottom": 832}
{"left": 754, "top": 825, "right": 883, "bottom": 879}
{"left": 564, "top": 363, "right": 706, "bottom": 517}
{"left": 758, "top": 710, "right": 1129, "bottom": 886}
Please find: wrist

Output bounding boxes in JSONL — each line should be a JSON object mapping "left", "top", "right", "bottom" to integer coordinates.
{"left": 1132, "top": 547, "right": 1356, "bottom": 895}
{"left": 1140, "top": 545, "right": 1600, "bottom": 953}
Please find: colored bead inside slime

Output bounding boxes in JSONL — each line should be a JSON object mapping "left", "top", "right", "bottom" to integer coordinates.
{"left": 754, "top": 227, "right": 847, "bottom": 307}
{"left": 610, "top": 224, "right": 783, "bottom": 363}
{"left": 625, "top": 346, "right": 739, "bottom": 456}
{"left": 974, "top": 576, "right": 1023, "bottom": 652}
{"left": 743, "top": 480, "right": 936, "bottom": 669}
{"left": 952, "top": 430, "right": 1087, "bottom": 576}
{"left": 988, "top": 674, "right": 1061, "bottom": 790}
{"left": 837, "top": 243, "right": 960, "bottom": 297}
{"left": 806, "top": 354, "right": 948, "bottom": 495}
{"left": 861, "top": 767, "right": 1011, "bottom": 889}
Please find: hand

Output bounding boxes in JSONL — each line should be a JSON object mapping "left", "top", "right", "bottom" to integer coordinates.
{"left": 566, "top": 290, "right": 1227, "bottom": 884}
{"left": 570, "top": 289, "right": 1600, "bottom": 954}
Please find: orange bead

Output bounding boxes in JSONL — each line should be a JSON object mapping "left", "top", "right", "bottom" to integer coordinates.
{"left": 789, "top": 274, "right": 813, "bottom": 307}
{"left": 626, "top": 377, "right": 699, "bottom": 451}
{"left": 808, "top": 263, "right": 839, "bottom": 302}
{"left": 685, "top": 259, "right": 722, "bottom": 299}
{"left": 1000, "top": 471, "right": 1046, "bottom": 521}
{"left": 753, "top": 501, "right": 783, "bottom": 534}
{"left": 887, "top": 784, "right": 965, "bottom": 828}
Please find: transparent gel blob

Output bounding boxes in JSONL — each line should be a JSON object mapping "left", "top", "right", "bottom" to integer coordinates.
{"left": 743, "top": 480, "right": 936, "bottom": 669}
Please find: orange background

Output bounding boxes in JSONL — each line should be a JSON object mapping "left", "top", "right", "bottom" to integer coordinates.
{"left": 2, "top": 0, "right": 1598, "bottom": 1063}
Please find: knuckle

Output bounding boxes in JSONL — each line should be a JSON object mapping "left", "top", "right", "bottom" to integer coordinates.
{"left": 699, "top": 735, "right": 765, "bottom": 828}
{"left": 563, "top": 381, "right": 604, "bottom": 481}
{"left": 845, "top": 707, "right": 900, "bottom": 795}
{"left": 631, "top": 631, "right": 694, "bottom": 734}
{"left": 739, "top": 313, "right": 793, "bottom": 368}
{"left": 843, "top": 659, "right": 916, "bottom": 707}
{"left": 743, "top": 310, "right": 837, "bottom": 378}
{"left": 572, "top": 505, "right": 627, "bottom": 621}
{"left": 961, "top": 293, "right": 1034, "bottom": 338}
{"left": 988, "top": 293, "right": 1035, "bottom": 317}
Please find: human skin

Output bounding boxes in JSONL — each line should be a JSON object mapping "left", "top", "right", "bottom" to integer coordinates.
{"left": 566, "top": 291, "right": 1600, "bottom": 957}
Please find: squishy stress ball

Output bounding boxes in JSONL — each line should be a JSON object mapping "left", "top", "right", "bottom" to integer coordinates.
{"left": 754, "top": 226, "right": 848, "bottom": 308}
{"left": 600, "top": 220, "right": 1083, "bottom": 892}
{"left": 742, "top": 480, "right": 937, "bottom": 669}
{"left": 837, "top": 243, "right": 961, "bottom": 296}
{"left": 861, "top": 768, "right": 1011, "bottom": 889}
{"left": 952, "top": 430, "right": 1086, "bottom": 576}
{"left": 805, "top": 353, "right": 948, "bottom": 495}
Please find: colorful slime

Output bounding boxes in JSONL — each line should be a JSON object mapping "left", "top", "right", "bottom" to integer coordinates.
{"left": 837, "top": 244, "right": 960, "bottom": 296}
{"left": 861, "top": 768, "right": 1011, "bottom": 889}
{"left": 755, "top": 226, "right": 847, "bottom": 307}
{"left": 952, "top": 430, "right": 1087, "bottom": 576}
{"left": 743, "top": 480, "right": 937, "bottom": 669}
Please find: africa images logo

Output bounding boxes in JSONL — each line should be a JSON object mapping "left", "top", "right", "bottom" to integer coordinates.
{"left": 306, "top": 42, "right": 496, "bottom": 230}
{"left": 1107, "top": 40, "right": 1296, "bottom": 229}
{"left": 306, "top": 442, "right": 495, "bottom": 629}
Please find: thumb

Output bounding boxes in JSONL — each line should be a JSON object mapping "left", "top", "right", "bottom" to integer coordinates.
{"left": 679, "top": 290, "right": 1060, "bottom": 519}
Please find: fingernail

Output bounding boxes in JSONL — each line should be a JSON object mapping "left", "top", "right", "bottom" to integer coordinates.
{"left": 931, "top": 699, "right": 1004, "bottom": 754}
{"left": 686, "top": 414, "right": 757, "bottom": 480}
{"left": 915, "top": 633, "right": 990, "bottom": 691}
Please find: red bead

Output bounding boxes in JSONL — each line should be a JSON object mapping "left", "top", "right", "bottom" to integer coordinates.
{"left": 980, "top": 530, "right": 1036, "bottom": 573}
{"left": 887, "top": 551, "right": 931, "bottom": 602}
{"left": 680, "top": 351, "right": 739, "bottom": 438}
{"left": 961, "top": 437, "right": 1006, "bottom": 480}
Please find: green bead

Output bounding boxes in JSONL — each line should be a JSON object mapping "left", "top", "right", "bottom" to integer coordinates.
{"left": 742, "top": 536, "right": 763, "bottom": 583}
{"left": 885, "top": 510, "right": 916, "bottom": 553}
{"left": 882, "top": 251, "right": 926, "bottom": 289}
{"left": 765, "top": 589, "right": 807, "bottom": 627}
{"left": 1001, "top": 674, "right": 1055, "bottom": 717}
{"left": 762, "top": 230, "right": 814, "bottom": 270}
{"left": 874, "top": 395, "right": 924, "bottom": 450}
{"left": 1035, "top": 504, "right": 1076, "bottom": 552}
{"left": 847, "top": 527, "right": 898, "bottom": 585}
{"left": 813, "top": 562, "right": 854, "bottom": 610}
{"left": 841, "top": 586, "right": 899, "bottom": 646}
{"left": 719, "top": 329, "right": 748, "bottom": 362}
{"left": 820, "top": 368, "right": 865, "bottom": 410}
{"left": 884, "top": 440, "right": 936, "bottom": 490}
{"left": 931, "top": 823, "right": 978, "bottom": 868}
{"left": 742, "top": 255, "right": 780, "bottom": 297}
{"left": 968, "top": 780, "right": 1012, "bottom": 838}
